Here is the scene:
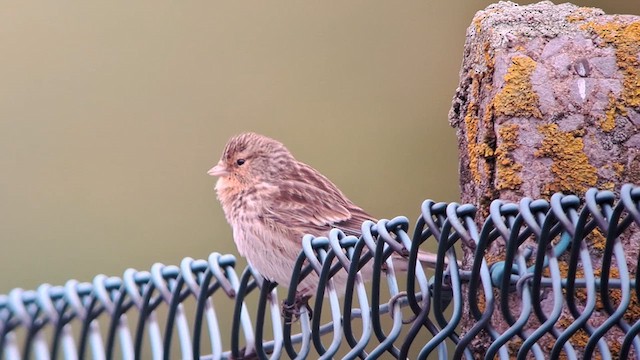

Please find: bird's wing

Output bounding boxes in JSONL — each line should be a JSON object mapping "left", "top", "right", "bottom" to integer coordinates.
{"left": 263, "top": 179, "right": 373, "bottom": 237}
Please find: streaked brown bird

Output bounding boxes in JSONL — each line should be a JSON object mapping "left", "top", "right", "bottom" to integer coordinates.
{"left": 208, "top": 132, "right": 439, "bottom": 301}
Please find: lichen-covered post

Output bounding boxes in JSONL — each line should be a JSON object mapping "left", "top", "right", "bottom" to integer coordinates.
{"left": 449, "top": 1, "right": 640, "bottom": 357}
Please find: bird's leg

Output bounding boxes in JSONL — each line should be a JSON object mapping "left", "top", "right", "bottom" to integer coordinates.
{"left": 281, "top": 293, "right": 312, "bottom": 323}
{"left": 234, "top": 348, "right": 259, "bottom": 360}
{"left": 380, "top": 262, "right": 389, "bottom": 272}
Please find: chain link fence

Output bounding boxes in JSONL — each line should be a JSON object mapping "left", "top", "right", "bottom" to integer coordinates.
{"left": 1, "top": 184, "right": 639, "bottom": 359}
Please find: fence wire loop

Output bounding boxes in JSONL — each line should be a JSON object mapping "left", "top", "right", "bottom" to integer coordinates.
{"left": 2, "top": 185, "right": 640, "bottom": 359}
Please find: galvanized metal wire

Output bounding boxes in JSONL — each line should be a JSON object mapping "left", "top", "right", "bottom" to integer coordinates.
{"left": 1, "top": 184, "right": 640, "bottom": 359}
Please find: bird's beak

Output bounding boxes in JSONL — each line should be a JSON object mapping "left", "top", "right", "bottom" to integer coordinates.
{"left": 207, "top": 161, "right": 229, "bottom": 177}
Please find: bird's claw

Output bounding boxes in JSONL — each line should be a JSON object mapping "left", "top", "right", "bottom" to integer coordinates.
{"left": 281, "top": 294, "right": 312, "bottom": 323}
{"left": 234, "top": 346, "right": 258, "bottom": 360}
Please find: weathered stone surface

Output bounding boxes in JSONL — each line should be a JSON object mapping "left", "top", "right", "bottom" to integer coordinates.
{"left": 450, "top": 1, "right": 640, "bottom": 210}
{"left": 449, "top": 1, "right": 640, "bottom": 357}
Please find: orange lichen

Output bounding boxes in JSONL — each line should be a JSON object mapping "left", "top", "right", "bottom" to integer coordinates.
{"left": 464, "top": 78, "right": 482, "bottom": 185}
{"left": 551, "top": 258, "right": 571, "bottom": 279}
{"left": 493, "top": 56, "right": 543, "bottom": 119}
{"left": 603, "top": 267, "right": 640, "bottom": 324}
{"left": 557, "top": 314, "right": 593, "bottom": 355}
{"left": 601, "top": 182, "right": 615, "bottom": 190}
{"left": 612, "top": 162, "right": 625, "bottom": 176}
{"left": 567, "top": 267, "right": 635, "bottom": 358}
{"left": 483, "top": 254, "right": 503, "bottom": 267}
{"left": 574, "top": 267, "right": 640, "bottom": 324}
{"left": 599, "top": 162, "right": 626, "bottom": 191}
{"left": 473, "top": 15, "right": 484, "bottom": 34}
{"left": 566, "top": 14, "right": 587, "bottom": 23}
{"left": 566, "top": 7, "right": 602, "bottom": 24}
{"left": 600, "top": 92, "right": 627, "bottom": 132}
{"left": 474, "top": 293, "right": 486, "bottom": 313}
{"left": 586, "top": 228, "right": 607, "bottom": 252}
{"left": 459, "top": 34, "right": 499, "bottom": 215}
{"left": 477, "top": 142, "right": 494, "bottom": 157}
{"left": 483, "top": 41, "right": 495, "bottom": 78}
{"left": 463, "top": 55, "right": 497, "bottom": 187}
{"left": 495, "top": 124, "right": 523, "bottom": 190}
{"left": 535, "top": 124, "right": 598, "bottom": 195}
{"left": 625, "top": 291, "right": 640, "bottom": 324}
{"left": 601, "top": 93, "right": 618, "bottom": 132}
{"left": 508, "top": 338, "right": 524, "bottom": 357}
{"left": 583, "top": 19, "right": 640, "bottom": 131}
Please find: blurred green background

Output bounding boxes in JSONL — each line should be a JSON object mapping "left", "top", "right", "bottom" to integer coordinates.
{"left": 1, "top": 0, "right": 638, "bottom": 296}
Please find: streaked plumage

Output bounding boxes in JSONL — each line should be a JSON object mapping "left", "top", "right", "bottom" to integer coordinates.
{"left": 208, "top": 132, "right": 437, "bottom": 297}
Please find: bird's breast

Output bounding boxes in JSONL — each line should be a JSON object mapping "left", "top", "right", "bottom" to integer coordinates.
{"left": 217, "top": 181, "right": 278, "bottom": 223}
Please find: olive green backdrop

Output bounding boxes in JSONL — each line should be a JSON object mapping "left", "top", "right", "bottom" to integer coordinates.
{"left": 1, "top": 1, "right": 638, "bottom": 295}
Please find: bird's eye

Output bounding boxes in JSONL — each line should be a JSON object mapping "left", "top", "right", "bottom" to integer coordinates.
{"left": 236, "top": 159, "right": 246, "bottom": 166}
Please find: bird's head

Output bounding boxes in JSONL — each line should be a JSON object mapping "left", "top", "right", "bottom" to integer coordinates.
{"left": 208, "top": 132, "right": 295, "bottom": 190}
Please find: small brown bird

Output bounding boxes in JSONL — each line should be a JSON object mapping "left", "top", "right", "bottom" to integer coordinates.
{"left": 208, "top": 132, "right": 439, "bottom": 300}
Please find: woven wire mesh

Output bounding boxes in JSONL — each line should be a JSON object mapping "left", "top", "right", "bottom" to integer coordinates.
{"left": 1, "top": 184, "right": 640, "bottom": 359}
